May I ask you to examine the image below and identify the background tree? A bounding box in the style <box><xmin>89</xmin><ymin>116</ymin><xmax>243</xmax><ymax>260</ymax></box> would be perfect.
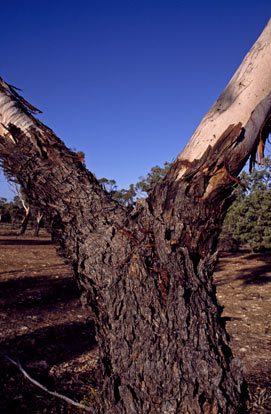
<box><xmin>33</xmin><ymin>209</ymin><xmax>43</xmax><ymax>237</ymax></box>
<box><xmin>0</xmin><ymin>194</ymin><xmax>25</xmax><ymax>225</ymax></box>
<box><xmin>0</xmin><ymin>197</ymin><xmax>12</xmax><ymax>222</ymax></box>
<box><xmin>0</xmin><ymin>21</ymin><xmax>271</xmax><ymax>413</ymax></box>
<box><xmin>9</xmin><ymin>181</ymin><xmax>31</xmax><ymax>234</ymax></box>
<box><xmin>222</xmin><ymin>157</ymin><xmax>271</xmax><ymax>251</ymax></box>
<box><xmin>112</xmin><ymin>183</ymin><xmax>136</xmax><ymax>205</ymax></box>
<box><xmin>98</xmin><ymin>178</ymin><xmax>136</xmax><ymax>205</ymax></box>
<box><xmin>99</xmin><ymin>161</ymin><xmax>172</xmax><ymax>205</ymax></box>
<box><xmin>0</xmin><ymin>157</ymin><xmax>32</xmax><ymax>232</ymax></box>
<box><xmin>0</xmin><ymin>171</ymin><xmax>46</xmax><ymax>234</ymax></box>
<box><xmin>135</xmin><ymin>161</ymin><xmax>172</xmax><ymax>196</ymax></box>
<box><xmin>98</xmin><ymin>177</ymin><xmax>118</xmax><ymax>193</ymax></box>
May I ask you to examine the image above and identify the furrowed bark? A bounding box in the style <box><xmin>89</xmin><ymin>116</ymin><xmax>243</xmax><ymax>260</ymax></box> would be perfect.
<box><xmin>1</xmin><ymin>20</ymin><xmax>271</xmax><ymax>413</ymax></box>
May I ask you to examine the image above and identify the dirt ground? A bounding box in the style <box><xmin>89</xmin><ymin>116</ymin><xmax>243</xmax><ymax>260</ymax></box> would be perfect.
<box><xmin>0</xmin><ymin>225</ymin><xmax>271</xmax><ymax>413</ymax></box>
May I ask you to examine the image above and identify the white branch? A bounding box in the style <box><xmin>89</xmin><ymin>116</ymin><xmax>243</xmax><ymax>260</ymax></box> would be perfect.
<box><xmin>0</xmin><ymin>351</ymin><xmax>95</xmax><ymax>413</ymax></box>
<box><xmin>177</xmin><ymin>19</ymin><xmax>271</xmax><ymax>179</ymax></box>
<box><xmin>9</xmin><ymin>181</ymin><xmax>30</xmax><ymax>213</ymax></box>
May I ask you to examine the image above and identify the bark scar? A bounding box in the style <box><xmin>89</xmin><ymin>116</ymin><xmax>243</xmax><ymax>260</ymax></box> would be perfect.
<box><xmin>149</xmin><ymin>267</ymin><xmax>170</xmax><ymax>296</ymax></box>
<box><xmin>115</xmin><ymin>227</ymin><xmax>155</xmax><ymax>267</ymax></box>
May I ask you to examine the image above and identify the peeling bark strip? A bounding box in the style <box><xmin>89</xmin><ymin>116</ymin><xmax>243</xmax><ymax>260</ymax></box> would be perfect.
<box><xmin>1</xmin><ymin>20</ymin><xmax>271</xmax><ymax>414</ymax></box>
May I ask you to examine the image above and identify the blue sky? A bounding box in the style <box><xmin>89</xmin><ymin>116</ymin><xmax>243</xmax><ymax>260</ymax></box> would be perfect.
<box><xmin>0</xmin><ymin>0</ymin><xmax>270</xmax><ymax>200</ymax></box>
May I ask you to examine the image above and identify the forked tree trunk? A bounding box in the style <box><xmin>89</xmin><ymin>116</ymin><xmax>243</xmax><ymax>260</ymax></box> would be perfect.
<box><xmin>8</xmin><ymin>181</ymin><xmax>31</xmax><ymax>234</ymax></box>
<box><xmin>1</xmin><ymin>20</ymin><xmax>271</xmax><ymax>414</ymax></box>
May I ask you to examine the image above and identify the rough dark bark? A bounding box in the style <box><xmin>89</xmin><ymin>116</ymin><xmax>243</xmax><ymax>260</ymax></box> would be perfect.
<box><xmin>0</xmin><ymin>118</ymin><xmax>250</xmax><ymax>414</ymax></box>
<box><xmin>1</xmin><ymin>21</ymin><xmax>271</xmax><ymax>413</ymax></box>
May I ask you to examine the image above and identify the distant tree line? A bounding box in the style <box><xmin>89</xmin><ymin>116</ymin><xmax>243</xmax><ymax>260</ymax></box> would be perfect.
<box><xmin>0</xmin><ymin>196</ymin><xmax>23</xmax><ymax>223</ymax></box>
<box><xmin>0</xmin><ymin>195</ymin><xmax>46</xmax><ymax>235</ymax></box>
<box><xmin>2</xmin><ymin>155</ymin><xmax>270</xmax><ymax>250</ymax></box>
<box><xmin>98</xmin><ymin>161</ymin><xmax>172</xmax><ymax>205</ymax></box>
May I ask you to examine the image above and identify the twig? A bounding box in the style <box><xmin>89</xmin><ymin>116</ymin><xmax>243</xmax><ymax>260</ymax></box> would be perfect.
<box><xmin>0</xmin><ymin>351</ymin><xmax>95</xmax><ymax>412</ymax></box>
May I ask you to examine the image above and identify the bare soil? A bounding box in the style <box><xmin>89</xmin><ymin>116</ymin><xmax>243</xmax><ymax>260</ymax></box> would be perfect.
<box><xmin>0</xmin><ymin>224</ymin><xmax>270</xmax><ymax>413</ymax></box>
<box><xmin>0</xmin><ymin>226</ymin><xmax>98</xmax><ymax>414</ymax></box>
<box><xmin>215</xmin><ymin>250</ymin><xmax>271</xmax><ymax>412</ymax></box>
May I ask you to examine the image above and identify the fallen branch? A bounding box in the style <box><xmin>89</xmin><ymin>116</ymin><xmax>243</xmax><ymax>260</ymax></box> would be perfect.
<box><xmin>0</xmin><ymin>351</ymin><xmax>95</xmax><ymax>412</ymax></box>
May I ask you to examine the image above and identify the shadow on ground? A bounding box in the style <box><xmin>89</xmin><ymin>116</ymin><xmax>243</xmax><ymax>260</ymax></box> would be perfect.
<box><xmin>0</xmin><ymin>237</ymin><xmax>52</xmax><ymax>246</ymax></box>
<box><xmin>0</xmin><ymin>275</ymin><xmax>82</xmax><ymax>312</ymax></box>
<box><xmin>0</xmin><ymin>228</ymin><xmax>98</xmax><ymax>413</ymax></box>
<box><xmin>215</xmin><ymin>249</ymin><xmax>271</xmax><ymax>286</ymax></box>
<box><xmin>0</xmin><ymin>319</ymin><xmax>96</xmax><ymax>366</ymax></box>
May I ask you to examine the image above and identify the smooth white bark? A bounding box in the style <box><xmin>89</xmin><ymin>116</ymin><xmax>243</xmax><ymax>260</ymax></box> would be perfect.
<box><xmin>177</xmin><ymin>19</ymin><xmax>271</xmax><ymax>179</ymax></box>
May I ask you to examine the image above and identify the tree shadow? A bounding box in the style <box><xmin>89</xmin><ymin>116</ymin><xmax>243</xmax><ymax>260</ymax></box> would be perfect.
<box><xmin>0</xmin><ymin>272</ymin><xmax>97</xmax><ymax>368</ymax></box>
<box><xmin>0</xmin><ymin>319</ymin><xmax>96</xmax><ymax>367</ymax></box>
<box><xmin>0</xmin><ymin>238</ymin><xmax>52</xmax><ymax>246</ymax></box>
<box><xmin>0</xmin><ymin>275</ymin><xmax>82</xmax><ymax>312</ymax></box>
<box><xmin>218</xmin><ymin>249</ymin><xmax>251</xmax><ymax>259</ymax></box>
<box><xmin>0</xmin><ymin>228</ymin><xmax>98</xmax><ymax>412</ymax></box>
<box><xmin>215</xmin><ymin>250</ymin><xmax>271</xmax><ymax>286</ymax></box>
<box><xmin>0</xmin><ymin>319</ymin><xmax>98</xmax><ymax>414</ymax></box>
<box><xmin>235</xmin><ymin>265</ymin><xmax>271</xmax><ymax>285</ymax></box>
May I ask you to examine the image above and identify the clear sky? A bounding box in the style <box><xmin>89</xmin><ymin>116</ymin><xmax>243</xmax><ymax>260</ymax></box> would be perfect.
<box><xmin>0</xmin><ymin>0</ymin><xmax>270</xmax><ymax>200</ymax></box>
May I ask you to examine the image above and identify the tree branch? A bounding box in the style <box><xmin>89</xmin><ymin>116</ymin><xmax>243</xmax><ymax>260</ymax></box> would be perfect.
<box><xmin>0</xmin><ymin>351</ymin><xmax>95</xmax><ymax>413</ymax></box>
<box><xmin>170</xmin><ymin>19</ymin><xmax>271</xmax><ymax>185</ymax></box>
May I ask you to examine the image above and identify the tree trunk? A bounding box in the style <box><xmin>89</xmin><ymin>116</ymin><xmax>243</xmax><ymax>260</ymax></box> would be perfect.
<box><xmin>1</xmin><ymin>20</ymin><xmax>271</xmax><ymax>413</ymax></box>
<box><xmin>19</xmin><ymin>206</ymin><xmax>30</xmax><ymax>235</ymax></box>
<box><xmin>33</xmin><ymin>211</ymin><xmax>43</xmax><ymax>237</ymax></box>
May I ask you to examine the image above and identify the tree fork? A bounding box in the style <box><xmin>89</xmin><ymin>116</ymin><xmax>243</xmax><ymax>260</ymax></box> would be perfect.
<box><xmin>1</xmin><ymin>20</ymin><xmax>271</xmax><ymax>413</ymax></box>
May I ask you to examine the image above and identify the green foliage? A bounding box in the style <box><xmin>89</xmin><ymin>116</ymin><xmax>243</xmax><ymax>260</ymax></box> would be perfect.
<box><xmin>135</xmin><ymin>161</ymin><xmax>172</xmax><ymax>196</ymax></box>
<box><xmin>112</xmin><ymin>184</ymin><xmax>137</xmax><ymax>205</ymax></box>
<box><xmin>98</xmin><ymin>177</ymin><xmax>117</xmax><ymax>193</ymax></box>
<box><xmin>0</xmin><ymin>197</ymin><xmax>9</xmax><ymax>221</ymax></box>
<box><xmin>99</xmin><ymin>161</ymin><xmax>172</xmax><ymax>205</ymax></box>
<box><xmin>222</xmin><ymin>157</ymin><xmax>271</xmax><ymax>251</ymax></box>
<box><xmin>0</xmin><ymin>196</ymin><xmax>24</xmax><ymax>223</ymax></box>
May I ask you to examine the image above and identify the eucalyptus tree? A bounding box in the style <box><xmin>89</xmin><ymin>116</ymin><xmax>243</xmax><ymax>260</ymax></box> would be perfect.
<box><xmin>223</xmin><ymin>157</ymin><xmax>271</xmax><ymax>251</ymax></box>
<box><xmin>135</xmin><ymin>161</ymin><xmax>172</xmax><ymax>196</ymax></box>
<box><xmin>0</xmin><ymin>20</ymin><xmax>271</xmax><ymax>413</ymax></box>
